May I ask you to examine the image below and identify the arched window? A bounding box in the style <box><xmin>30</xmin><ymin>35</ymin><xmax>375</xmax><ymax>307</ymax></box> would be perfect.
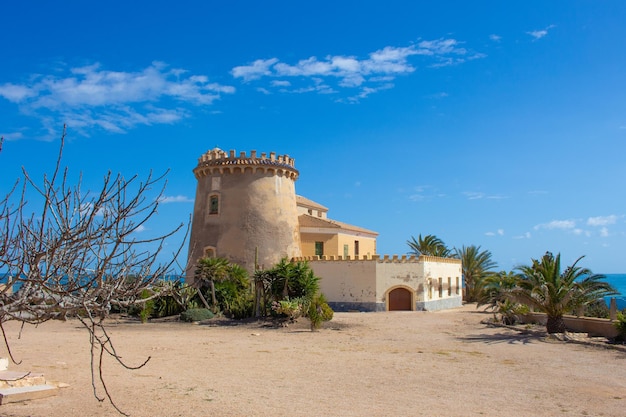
<box><xmin>204</xmin><ymin>246</ymin><xmax>216</xmax><ymax>258</ymax></box>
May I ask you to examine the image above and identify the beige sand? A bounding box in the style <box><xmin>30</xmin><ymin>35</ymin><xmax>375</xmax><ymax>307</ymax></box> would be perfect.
<box><xmin>1</xmin><ymin>304</ymin><xmax>624</xmax><ymax>417</ymax></box>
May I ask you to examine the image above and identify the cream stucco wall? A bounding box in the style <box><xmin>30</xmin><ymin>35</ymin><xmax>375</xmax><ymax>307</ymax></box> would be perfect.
<box><xmin>308</xmin><ymin>260</ymin><xmax>378</xmax><ymax>305</ymax></box>
<box><xmin>301</xmin><ymin>255</ymin><xmax>462</xmax><ymax>311</ymax></box>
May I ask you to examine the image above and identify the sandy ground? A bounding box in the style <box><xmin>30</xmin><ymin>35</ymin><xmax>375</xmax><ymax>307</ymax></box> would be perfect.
<box><xmin>0</xmin><ymin>304</ymin><xmax>624</xmax><ymax>417</ymax></box>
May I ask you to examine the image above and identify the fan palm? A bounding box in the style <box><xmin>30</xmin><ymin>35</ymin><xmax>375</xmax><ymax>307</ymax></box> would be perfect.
<box><xmin>512</xmin><ymin>252</ymin><xmax>617</xmax><ymax>333</ymax></box>
<box><xmin>407</xmin><ymin>234</ymin><xmax>451</xmax><ymax>257</ymax></box>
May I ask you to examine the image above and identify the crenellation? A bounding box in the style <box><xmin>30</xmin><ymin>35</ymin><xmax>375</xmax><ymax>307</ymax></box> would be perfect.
<box><xmin>291</xmin><ymin>254</ymin><xmax>431</xmax><ymax>264</ymax></box>
<box><xmin>193</xmin><ymin>148</ymin><xmax>299</xmax><ymax>179</ymax></box>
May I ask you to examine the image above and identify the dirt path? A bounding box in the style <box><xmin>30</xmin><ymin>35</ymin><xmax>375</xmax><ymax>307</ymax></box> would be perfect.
<box><xmin>1</xmin><ymin>305</ymin><xmax>624</xmax><ymax>416</ymax></box>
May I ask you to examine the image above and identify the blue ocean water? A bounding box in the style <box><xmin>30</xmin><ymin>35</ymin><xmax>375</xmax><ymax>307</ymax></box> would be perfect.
<box><xmin>603</xmin><ymin>274</ymin><xmax>626</xmax><ymax>310</ymax></box>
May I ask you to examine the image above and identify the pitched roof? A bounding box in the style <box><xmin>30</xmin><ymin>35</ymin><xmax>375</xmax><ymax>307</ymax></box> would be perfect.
<box><xmin>298</xmin><ymin>214</ymin><xmax>378</xmax><ymax>236</ymax></box>
<box><xmin>296</xmin><ymin>195</ymin><xmax>328</xmax><ymax>212</ymax></box>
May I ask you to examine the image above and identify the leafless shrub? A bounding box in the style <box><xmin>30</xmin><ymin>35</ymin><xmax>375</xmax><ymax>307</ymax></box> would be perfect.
<box><xmin>0</xmin><ymin>126</ymin><xmax>189</xmax><ymax>414</ymax></box>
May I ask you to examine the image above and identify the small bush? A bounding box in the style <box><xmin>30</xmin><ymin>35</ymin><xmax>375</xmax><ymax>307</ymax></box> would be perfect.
<box><xmin>307</xmin><ymin>294</ymin><xmax>334</xmax><ymax>330</ymax></box>
<box><xmin>138</xmin><ymin>289</ymin><xmax>155</xmax><ymax>323</ymax></box>
<box><xmin>582</xmin><ymin>299</ymin><xmax>610</xmax><ymax>318</ymax></box>
<box><xmin>180</xmin><ymin>308</ymin><xmax>214</xmax><ymax>322</ymax></box>
<box><xmin>614</xmin><ymin>312</ymin><xmax>626</xmax><ymax>342</ymax></box>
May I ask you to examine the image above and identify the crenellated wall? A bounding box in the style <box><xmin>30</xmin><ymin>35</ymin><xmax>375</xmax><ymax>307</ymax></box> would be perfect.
<box><xmin>194</xmin><ymin>149</ymin><xmax>299</xmax><ymax>180</ymax></box>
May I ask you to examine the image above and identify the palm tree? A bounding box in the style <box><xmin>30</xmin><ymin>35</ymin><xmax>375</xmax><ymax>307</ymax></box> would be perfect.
<box><xmin>511</xmin><ymin>252</ymin><xmax>617</xmax><ymax>333</ymax></box>
<box><xmin>407</xmin><ymin>234</ymin><xmax>451</xmax><ymax>257</ymax></box>
<box><xmin>194</xmin><ymin>257</ymin><xmax>230</xmax><ymax>310</ymax></box>
<box><xmin>478</xmin><ymin>270</ymin><xmax>523</xmax><ymax>324</ymax></box>
<box><xmin>453</xmin><ymin>245</ymin><xmax>497</xmax><ymax>302</ymax></box>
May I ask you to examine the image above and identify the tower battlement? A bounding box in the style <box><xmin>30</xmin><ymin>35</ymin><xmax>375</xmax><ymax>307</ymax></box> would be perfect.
<box><xmin>194</xmin><ymin>148</ymin><xmax>298</xmax><ymax>179</ymax></box>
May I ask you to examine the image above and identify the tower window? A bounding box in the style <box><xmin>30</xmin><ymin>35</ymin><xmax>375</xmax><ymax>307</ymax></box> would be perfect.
<box><xmin>354</xmin><ymin>240</ymin><xmax>359</xmax><ymax>257</ymax></box>
<box><xmin>209</xmin><ymin>195</ymin><xmax>219</xmax><ymax>215</ymax></box>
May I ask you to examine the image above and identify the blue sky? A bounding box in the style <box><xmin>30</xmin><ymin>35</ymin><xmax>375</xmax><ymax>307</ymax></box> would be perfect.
<box><xmin>1</xmin><ymin>1</ymin><xmax>625</xmax><ymax>273</ymax></box>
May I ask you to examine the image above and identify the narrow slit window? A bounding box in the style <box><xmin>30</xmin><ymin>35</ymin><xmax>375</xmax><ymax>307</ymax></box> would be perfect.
<box><xmin>209</xmin><ymin>195</ymin><xmax>219</xmax><ymax>215</ymax></box>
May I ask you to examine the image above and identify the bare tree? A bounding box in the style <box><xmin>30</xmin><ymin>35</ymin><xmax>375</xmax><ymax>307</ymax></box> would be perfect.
<box><xmin>0</xmin><ymin>126</ymin><xmax>188</xmax><ymax>414</ymax></box>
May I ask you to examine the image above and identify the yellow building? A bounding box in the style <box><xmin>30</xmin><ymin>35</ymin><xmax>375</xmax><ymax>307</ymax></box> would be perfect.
<box><xmin>296</xmin><ymin>195</ymin><xmax>378</xmax><ymax>259</ymax></box>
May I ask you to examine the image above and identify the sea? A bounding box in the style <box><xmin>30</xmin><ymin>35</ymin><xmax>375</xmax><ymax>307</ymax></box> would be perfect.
<box><xmin>604</xmin><ymin>273</ymin><xmax>626</xmax><ymax>311</ymax></box>
<box><xmin>0</xmin><ymin>272</ymin><xmax>625</xmax><ymax>309</ymax></box>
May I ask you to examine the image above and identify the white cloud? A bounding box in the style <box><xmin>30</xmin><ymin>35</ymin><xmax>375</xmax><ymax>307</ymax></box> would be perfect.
<box><xmin>231</xmin><ymin>58</ymin><xmax>279</xmax><ymax>82</ymax></box>
<box><xmin>527</xmin><ymin>25</ymin><xmax>556</xmax><ymax>40</ymax></box>
<box><xmin>489</xmin><ymin>34</ymin><xmax>502</xmax><ymax>42</ymax></box>
<box><xmin>0</xmin><ymin>83</ymin><xmax>38</xmax><ymax>102</ymax></box>
<box><xmin>485</xmin><ymin>229</ymin><xmax>505</xmax><ymax>237</ymax></box>
<box><xmin>231</xmin><ymin>38</ymin><xmax>483</xmax><ymax>100</ymax></box>
<box><xmin>534</xmin><ymin>219</ymin><xmax>576</xmax><ymax>230</ymax></box>
<box><xmin>159</xmin><ymin>195</ymin><xmax>193</xmax><ymax>204</ymax></box>
<box><xmin>513</xmin><ymin>232</ymin><xmax>532</xmax><ymax>239</ymax></box>
<box><xmin>600</xmin><ymin>227</ymin><xmax>609</xmax><ymax>237</ymax></box>
<box><xmin>427</xmin><ymin>92</ymin><xmax>449</xmax><ymax>99</ymax></box>
<box><xmin>463</xmin><ymin>191</ymin><xmax>485</xmax><ymax>200</ymax></box>
<box><xmin>1</xmin><ymin>62</ymin><xmax>235</xmax><ymax>137</ymax></box>
<box><xmin>0</xmin><ymin>131</ymin><xmax>24</xmax><ymax>141</ymax></box>
<box><xmin>587</xmin><ymin>215</ymin><xmax>618</xmax><ymax>226</ymax></box>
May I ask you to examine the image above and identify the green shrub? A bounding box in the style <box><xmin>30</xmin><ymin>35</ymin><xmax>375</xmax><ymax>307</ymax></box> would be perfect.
<box><xmin>180</xmin><ymin>308</ymin><xmax>214</xmax><ymax>322</ymax></box>
<box><xmin>153</xmin><ymin>294</ymin><xmax>185</xmax><ymax>318</ymax></box>
<box><xmin>614</xmin><ymin>312</ymin><xmax>626</xmax><ymax>341</ymax></box>
<box><xmin>582</xmin><ymin>299</ymin><xmax>610</xmax><ymax>318</ymax></box>
<box><xmin>138</xmin><ymin>289</ymin><xmax>155</xmax><ymax>323</ymax></box>
<box><xmin>307</xmin><ymin>294</ymin><xmax>334</xmax><ymax>330</ymax></box>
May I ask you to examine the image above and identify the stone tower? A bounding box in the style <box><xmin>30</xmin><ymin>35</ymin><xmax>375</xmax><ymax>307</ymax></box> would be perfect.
<box><xmin>187</xmin><ymin>148</ymin><xmax>302</xmax><ymax>279</ymax></box>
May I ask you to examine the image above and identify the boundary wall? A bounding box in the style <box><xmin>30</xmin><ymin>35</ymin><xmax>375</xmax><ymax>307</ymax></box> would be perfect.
<box><xmin>522</xmin><ymin>313</ymin><xmax>620</xmax><ymax>338</ymax></box>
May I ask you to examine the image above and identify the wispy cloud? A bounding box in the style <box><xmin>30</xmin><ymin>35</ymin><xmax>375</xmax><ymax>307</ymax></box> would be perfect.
<box><xmin>513</xmin><ymin>232</ymin><xmax>532</xmax><ymax>239</ymax></box>
<box><xmin>462</xmin><ymin>191</ymin><xmax>507</xmax><ymax>200</ymax></box>
<box><xmin>489</xmin><ymin>34</ymin><xmax>502</xmax><ymax>42</ymax></box>
<box><xmin>408</xmin><ymin>185</ymin><xmax>444</xmax><ymax>201</ymax></box>
<box><xmin>159</xmin><ymin>195</ymin><xmax>194</xmax><ymax>204</ymax></box>
<box><xmin>463</xmin><ymin>191</ymin><xmax>485</xmax><ymax>200</ymax></box>
<box><xmin>485</xmin><ymin>229</ymin><xmax>504</xmax><ymax>237</ymax></box>
<box><xmin>527</xmin><ymin>24</ymin><xmax>556</xmax><ymax>40</ymax></box>
<box><xmin>587</xmin><ymin>215</ymin><xmax>618</xmax><ymax>226</ymax></box>
<box><xmin>231</xmin><ymin>38</ymin><xmax>484</xmax><ymax>101</ymax></box>
<box><xmin>427</xmin><ymin>92</ymin><xmax>449</xmax><ymax>99</ymax></box>
<box><xmin>0</xmin><ymin>61</ymin><xmax>235</xmax><ymax>138</ymax></box>
<box><xmin>534</xmin><ymin>219</ymin><xmax>576</xmax><ymax>230</ymax></box>
<box><xmin>0</xmin><ymin>131</ymin><xmax>24</xmax><ymax>141</ymax></box>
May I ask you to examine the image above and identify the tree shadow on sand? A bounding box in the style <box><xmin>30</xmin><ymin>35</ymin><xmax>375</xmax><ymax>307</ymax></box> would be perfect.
<box><xmin>458</xmin><ymin>328</ymin><xmax>546</xmax><ymax>345</ymax></box>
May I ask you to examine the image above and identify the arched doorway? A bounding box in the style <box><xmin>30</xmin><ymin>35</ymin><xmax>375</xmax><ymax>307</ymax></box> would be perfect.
<box><xmin>388</xmin><ymin>287</ymin><xmax>412</xmax><ymax>311</ymax></box>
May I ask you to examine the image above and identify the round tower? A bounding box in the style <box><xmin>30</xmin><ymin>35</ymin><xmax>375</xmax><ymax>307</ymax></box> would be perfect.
<box><xmin>187</xmin><ymin>148</ymin><xmax>302</xmax><ymax>279</ymax></box>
